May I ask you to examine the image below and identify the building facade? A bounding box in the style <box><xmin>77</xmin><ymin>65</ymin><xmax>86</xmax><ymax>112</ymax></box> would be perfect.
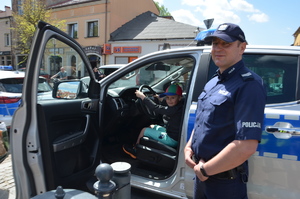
<box><xmin>293</xmin><ymin>27</ymin><xmax>300</xmax><ymax>46</ymax></box>
<box><xmin>107</xmin><ymin>11</ymin><xmax>201</xmax><ymax>64</ymax></box>
<box><xmin>47</xmin><ymin>0</ymin><xmax>159</xmax><ymax>77</ymax></box>
<box><xmin>0</xmin><ymin>6</ymin><xmax>12</xmax><ymax>67</ymax></box>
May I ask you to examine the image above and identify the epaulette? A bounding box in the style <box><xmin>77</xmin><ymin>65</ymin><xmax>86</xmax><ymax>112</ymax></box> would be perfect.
<box><xmin>240</xmin><ymin>71</ymin><xmax>254</xmax><ymax>81</ymax></box>
<box><xmin>211</xmin><ymin>69</ymin><xmax>220</xmax><ymax>79</ymax></box>
<box><xmin>211</xmin><ymin>73</ymin><xmax>218</xmax><ymax>78</ymax></box>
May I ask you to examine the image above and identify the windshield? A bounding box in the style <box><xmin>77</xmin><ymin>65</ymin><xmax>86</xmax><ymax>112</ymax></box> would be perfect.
<box><xmin>109</xmin><ymin>57</ymin><xmax>193</xmax><ymax>89</ymax></box>
<box><xmin>38</xmin><ymin>78</ymin><xmax>53</xmax><ymax>92</ymax></box>
<box><xmin>0</xmin><ymin>78</ymin><xmax>24</xmax><ymax>93</ymax></box>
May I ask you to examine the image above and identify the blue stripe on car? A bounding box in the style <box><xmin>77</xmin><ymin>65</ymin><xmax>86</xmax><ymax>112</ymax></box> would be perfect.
<box><xmin>188</xmin><ymin>103</ymin><xmax>300</xmax><ymax>161</ymax></box>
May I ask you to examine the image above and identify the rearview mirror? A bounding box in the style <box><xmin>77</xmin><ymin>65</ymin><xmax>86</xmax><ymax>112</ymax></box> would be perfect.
<box><xmin>146</xmin><ymin>62</ymin><xmax>170</xmax><ymax>71</ymax></box>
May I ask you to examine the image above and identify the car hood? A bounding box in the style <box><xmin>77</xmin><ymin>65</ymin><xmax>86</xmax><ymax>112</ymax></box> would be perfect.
<box><xmin>37</xmin><ymin>91</ymin><xmax>53</xmax><ymax>100</ymax></box>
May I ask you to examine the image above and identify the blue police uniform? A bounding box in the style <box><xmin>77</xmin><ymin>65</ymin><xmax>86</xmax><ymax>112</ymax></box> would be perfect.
<box><xmin>191</xmin><ymin>60</ymin><xmax>266</xmax><ymax>198</ymax></box>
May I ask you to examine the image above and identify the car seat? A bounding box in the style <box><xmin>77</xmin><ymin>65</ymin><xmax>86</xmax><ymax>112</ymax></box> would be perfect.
<box><xmin>135</xmin><ymin>136</ymin><xmax>177</xmax><ymax>171</ymax></box>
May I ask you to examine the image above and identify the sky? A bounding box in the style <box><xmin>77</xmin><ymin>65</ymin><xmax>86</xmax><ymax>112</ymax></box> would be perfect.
<box><xmin>155</xmin><ymin>0</ymin><xmax>299</xmax><ymax>46</ymax></box>
<box><xmin>0</xmin><ymin>0</ymin><xmax>11</xmax><ymax>11</ymax></box>
<box><xmin>0</xmin><ymin>0</ymin><xmax>298</xmax><ymax>46</ymax></box>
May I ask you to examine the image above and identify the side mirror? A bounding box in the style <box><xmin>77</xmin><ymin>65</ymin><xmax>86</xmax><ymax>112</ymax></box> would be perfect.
<box><xmin>52</xmin><ymin>80</ymin><xmax>88</xmax><ymax>99</ymax></box>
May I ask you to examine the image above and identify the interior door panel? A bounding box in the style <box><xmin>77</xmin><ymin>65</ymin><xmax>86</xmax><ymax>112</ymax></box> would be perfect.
<box><xmin>37</xmin><ymin>99</ymin><xmax>100</xmax><ymax>190</ymax></box>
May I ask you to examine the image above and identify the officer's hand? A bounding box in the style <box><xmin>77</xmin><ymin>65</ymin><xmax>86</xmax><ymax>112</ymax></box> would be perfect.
<box><xmin>194</xmin><ymin>160</ymin><xmax>209</xmax><ymax>182</ymax></box>
<box><xmin>184</xmin><ymin>147</ymin><xmax>196</xmax><ymax>169</ymax></box>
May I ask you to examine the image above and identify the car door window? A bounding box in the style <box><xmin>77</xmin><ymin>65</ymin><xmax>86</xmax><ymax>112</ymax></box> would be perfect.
<box><xmin>46</xmin><ymin>38</ymin><xmax>87</xmax><ymax>82</ymax></box>
<box><xmin>208</xmin><ymin>54</ymin><xmax>298</xmax><ymax>104</ymax></box>
<box><xmin>244</xmin><ymin>54</ymin><xmax>297</xmax><ymax>104</ymax></box>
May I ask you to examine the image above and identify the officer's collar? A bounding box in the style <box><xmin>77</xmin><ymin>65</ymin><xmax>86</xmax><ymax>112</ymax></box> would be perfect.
<box><xmin>216</xmin><ymin>60</ymin><xmax>244</xmax><ymax>81</ymax></box>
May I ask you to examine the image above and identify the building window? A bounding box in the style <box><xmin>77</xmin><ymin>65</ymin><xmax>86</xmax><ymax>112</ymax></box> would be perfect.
<box><xmin>87</xmin><ymin>21</ymin><xmax>98</xmax><ymax>37</ymax></box>
<box><xmin>6</xmin><ymin>56</ymin><xmax>11</xmax><ymax>65</ymax></box>
<box><xmin>4</xmin><ymin>33</ymin><xmax>11</xmax><ymax>46</ymax></box>
<box><xmin>18</xmin><ymin>0</ymin><xmax>23</xmax><ymax>15</ymax></box>
<box><xmin>68</xmin><ymin>23</ymin><xmax>78</xmax><ymax>39</ymax></box>
<box><xmin>1</xmin><ymin>56</ymin><xmax>4</xmax><ymax>65</ymax></box>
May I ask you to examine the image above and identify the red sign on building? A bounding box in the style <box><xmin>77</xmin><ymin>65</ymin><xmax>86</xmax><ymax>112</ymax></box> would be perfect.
<box><xmin>103</xmin><ymin>43</ymin><xmax>112</xmax><ymax>55</ymax></box>
<box><xmin>113</xmin><ymin>47</ymin><xmax>122</xmax><ymax>53</ymax></box>
<box><xmin>113</xmin><ymin>46</ymin><xmax>141</xmax><ymax>54</ymax></box>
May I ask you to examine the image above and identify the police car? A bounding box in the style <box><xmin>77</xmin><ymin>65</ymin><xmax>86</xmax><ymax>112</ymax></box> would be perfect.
<box><xmin>0</xmin><ymin>71</ymin><xmax>53</xmax><ymax>130</ymax></box>
<box><xmin>11</xmin><ymin>21</ymin><xmax>300</xmax><ymax>198</ymax></box>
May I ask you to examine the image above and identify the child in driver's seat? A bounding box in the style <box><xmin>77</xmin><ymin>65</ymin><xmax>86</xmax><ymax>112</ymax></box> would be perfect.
<box><xmin>122</xmin><ymin>84</ymin><xmax>184</xmax><ymax>159</ymax></box>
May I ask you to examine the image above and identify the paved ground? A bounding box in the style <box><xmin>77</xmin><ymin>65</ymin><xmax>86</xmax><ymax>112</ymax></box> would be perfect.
<box><xmin>0</xmin><ymin>155</ymin><xmax>174</xmax><ymax>199</ymax></box>
<box><xmin>0</xmin><ymin>154</ymin><xmax>15</xmax><ymax>199</ymax></box>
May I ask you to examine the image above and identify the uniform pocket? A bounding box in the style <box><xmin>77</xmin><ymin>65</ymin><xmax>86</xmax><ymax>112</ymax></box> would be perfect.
<box><xmin>209</xmin><ymin>94</ymin><xmax>232</xmax><ymax>124</ymax></box>
<box><xmin>210</xmin><ymin>94</ymin><xmax>228</xmax><ymax>106</ymax></box>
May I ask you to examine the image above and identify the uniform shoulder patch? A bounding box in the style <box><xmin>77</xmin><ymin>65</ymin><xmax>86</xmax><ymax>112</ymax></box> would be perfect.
<box><xmin>240</xmin><ymin>71</ymin><xmax>254</xmax><ymax>81</ymax></box>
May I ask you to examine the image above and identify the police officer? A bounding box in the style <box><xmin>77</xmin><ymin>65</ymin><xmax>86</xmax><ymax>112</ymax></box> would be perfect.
<box><xmin>184</xmin><ymin>23</ymin><xmax>266</xmax><ymax>198</ymax></box>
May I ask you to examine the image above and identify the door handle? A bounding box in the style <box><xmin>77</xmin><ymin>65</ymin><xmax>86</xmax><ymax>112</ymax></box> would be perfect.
<box><xmin>265</xmin><ymin>122</ymin><xmax>300</xmax><ymax>139</ymax></box>
<box><xmin>266</xmin><ymin>126</ymin><xmax>300</xmax><ymax>134</ymax></box>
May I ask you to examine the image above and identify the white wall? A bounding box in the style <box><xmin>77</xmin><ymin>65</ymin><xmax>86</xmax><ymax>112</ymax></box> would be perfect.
<box><xmin>106</xmin><ymin>39</ymin><xmax>197</xmax><ymax>65</ymax></box>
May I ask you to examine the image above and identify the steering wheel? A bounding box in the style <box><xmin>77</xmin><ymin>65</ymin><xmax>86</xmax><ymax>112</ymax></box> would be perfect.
<box><xmin>136</xmin><ymin>85</ymin><xmax>159</xmax><ymax>119</ymax></box>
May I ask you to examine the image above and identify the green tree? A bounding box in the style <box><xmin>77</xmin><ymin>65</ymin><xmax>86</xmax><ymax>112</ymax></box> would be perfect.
<box><xmin>12</xmin><ymin>0</ymin><xmax>66</xmax><ymax>64</ymax></box>
<box><xmin>154</xmin><ymin>1</ymin><xmax>171</xmax><ymax>16</ymax></box>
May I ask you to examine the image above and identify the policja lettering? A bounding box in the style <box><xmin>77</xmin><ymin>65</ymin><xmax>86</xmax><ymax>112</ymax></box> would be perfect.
<box><xmin>242</xmin><ymin>122</ymin><xmax>261</xmax><ymax>128</ymax></box>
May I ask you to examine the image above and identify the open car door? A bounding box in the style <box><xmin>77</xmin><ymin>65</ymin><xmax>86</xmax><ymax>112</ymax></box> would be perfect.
<box><xmin>11</xmin><ymin>21</ymin><xmax>101</xmax><ymax>198</ymax></box>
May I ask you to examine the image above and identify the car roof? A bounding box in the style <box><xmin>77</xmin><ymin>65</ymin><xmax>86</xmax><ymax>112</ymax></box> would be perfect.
<box><xmin>99</xmin><ymin>64</ymin><xmax>126</xmax><ymax>69</ymax></box>
<box><xmin>0</xmin><ymin>71</ymin><xmax>48</xmax><ymax>80</ymax></box>
<box><xmin>0</xmin><ymin>71</ymin><xmax>25</xmax><ymax>79</ymax></box>
<box><xmin>130</xmin><ymin>45</ymin><xmax>300</xmax><ymax>62</ymax></box>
